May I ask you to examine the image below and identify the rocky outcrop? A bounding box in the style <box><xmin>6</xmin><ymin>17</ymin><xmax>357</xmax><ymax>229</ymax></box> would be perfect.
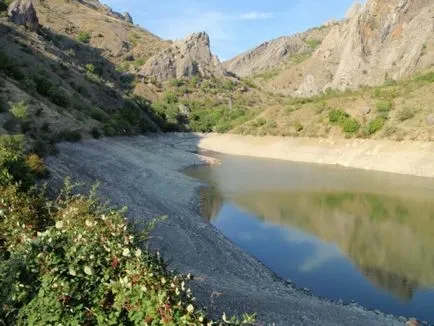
<box><xmin>295</xmin><ymin>74</ymin><xmax>319</xmax><ymax>97</ymax></box>
<box><xmin>123</xmin><ymin>12</ymin><xmax>133</xmax><ymax>24</ymax></box>
<box><xmin>140</xmin><ymin>32</ymin><xmax>227</xmax><ymax>81</ymax></box>
<box><xmin>319</xmin><ymin>0</ymin><xmax>434</xmax><ymax>91</ymax></box>
<box><xmin>8</xmin><ymin>0</ymin><xmax>40</xmax><ymax>32</ymax></box>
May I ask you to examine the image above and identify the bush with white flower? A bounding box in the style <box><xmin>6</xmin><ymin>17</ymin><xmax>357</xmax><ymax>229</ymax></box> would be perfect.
<box><xmin>0</xmin><ymin>135</ymin><xmax>255</xmax><ymax>325</ymax></box>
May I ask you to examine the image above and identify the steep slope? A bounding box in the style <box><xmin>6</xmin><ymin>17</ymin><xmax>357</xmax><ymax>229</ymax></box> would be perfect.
<box><xmin>33</xmin><ymin>0</ymin><xmax>170</xmax><ymax>65</ymax></box>
<box><xmin>225</xmin><ymin>0</ymin><xmax>434</xmax><ymax>96</ymax></box>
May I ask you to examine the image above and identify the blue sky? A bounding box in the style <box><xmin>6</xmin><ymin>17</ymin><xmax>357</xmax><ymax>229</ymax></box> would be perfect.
<box><xmin>101</xmin><ymin>0</ymin><xmax>359</xmax><ymax>61</ymax></box>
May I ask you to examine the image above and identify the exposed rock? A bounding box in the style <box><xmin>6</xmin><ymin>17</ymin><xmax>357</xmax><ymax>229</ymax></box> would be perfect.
<box><xmin>224</xmin><ymin>0</ymin><xmax>434</xmax><ymax>95</ymax></box>
<box><xmin>295</xmin><ymin>75</ymin><xmax>319</xmax><ymax>97</ymax></box>
<box><xmin>123</xmin><ymin>12</ymin><xmax>133</xmax><ymax>24</ymax></box>
<box><xmin>426</xmin><ymin>114</ymin><xmax>434</xmax><ymax>126</ymax></box>
<box><xmin>346</xmin><ymin>2</ymin><xmax>363</xmax><ymax>19</ymax></box>
<box><xmin>362</xmin><ymin>107</ymin><xmax>371</xmax><ymax>115</ymax></box>
<box><xmin>140</xmin><ymin>32</ymin><xmax>227</xmax><ymax>81</ymax></box>
<box><xmin>8</xmin><ymin>0</ymin><xmax>40</xmax><ymax>32</ymax></box>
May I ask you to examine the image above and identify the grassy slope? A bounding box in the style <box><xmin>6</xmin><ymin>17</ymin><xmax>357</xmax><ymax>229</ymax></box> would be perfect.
<box><xmin>233</xmin><ymin>71</ymin><xmax>434</xmax><ymax>141</ymax></box>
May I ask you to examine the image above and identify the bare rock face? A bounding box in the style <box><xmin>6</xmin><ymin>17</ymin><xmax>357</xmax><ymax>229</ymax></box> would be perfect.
<box><xmin>319</xmin><ymin>0</ymin><xmax>434</xmax><ymax>91</ymax></box>
<box><xmin>296</xmin><ymin>75</ymin><xmax>319</xmax><ymax>97</ymax></box>
<box><xmin>140</xmin><ymin>32</ymin><xmax>227</xmax><ymax>81</ymax></box>
<box><xmin>224</xmin><ymin>0</ymin><xmax>433</xmax><ymax>96</ymax></box>
<box><xmin>123</xmin><ymin>12</ymin><xmax>133</xmax><ymax>24</ymax></box>
<box><xmin>8</xmin><ymin>0</ymin><xmax>40</xmax><ymax>32</ymax></box>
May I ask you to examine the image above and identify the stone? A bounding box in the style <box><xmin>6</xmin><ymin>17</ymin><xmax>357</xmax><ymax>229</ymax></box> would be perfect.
<box><xmin>426</xmin><ymin>114</ymin><xmax>434</xmax><ymax>126</ymax></box>
<box><xmin>8</xmin><ymin>0</ymin><xmax>40</xmax><ymax>32</ymax></box>
<box><xmin>123</xmin><ymin>12</ymin><xmax>133</xmax><ymax>24</ymax></box>
<box><xmin>362</xmin><ymin>107</ymin><xmax>371</xmax><ymax>114</ymax></box>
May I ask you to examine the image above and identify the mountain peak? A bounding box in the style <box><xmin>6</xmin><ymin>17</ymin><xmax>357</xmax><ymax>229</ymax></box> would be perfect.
<box><xmin>139</xmin><ymin>31</ymin><xmax>226</xmax><ymax>81</ymax></box>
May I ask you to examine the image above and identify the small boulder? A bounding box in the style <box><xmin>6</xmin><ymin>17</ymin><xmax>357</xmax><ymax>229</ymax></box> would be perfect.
<box><xmin>362</xmin><ymin>107</ymin><xmax>371</xmax><ymax>115</ymax></box>
<box><xmin>426</xmin><ymin>114</ymin><xmax>434</xmax><ymax>126</ymax></box>
<box><xmin>8</xmin><ymin>0</ymin><xmax>40</xmax><ymax>32</ymax></box>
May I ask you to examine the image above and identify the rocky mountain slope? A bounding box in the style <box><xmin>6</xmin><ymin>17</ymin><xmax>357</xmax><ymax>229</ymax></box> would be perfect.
<box><xmin>225</xmin><ymin>0</ymin><xmax>434</xmax><ymax>97</ymax></box>
<box><xmin>0</xmin><ymin>0</ymin><xmax>269</xmax><ymax>153</ymax></box>
<box><xmin>140</xmin><ymin>32</ymin><xmax>228</xmax><ymax>81</ymax></box>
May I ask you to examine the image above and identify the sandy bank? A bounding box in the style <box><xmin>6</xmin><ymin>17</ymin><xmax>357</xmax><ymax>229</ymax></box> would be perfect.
<box><xmin>46</xmin><ymin>136</ymin><xmax>403</xmax><ymax>326</ymax></box>
<box><xmin>194</xmin><ymin>133</ymin><xmax>434</xmax><ymax>178</ymax></box>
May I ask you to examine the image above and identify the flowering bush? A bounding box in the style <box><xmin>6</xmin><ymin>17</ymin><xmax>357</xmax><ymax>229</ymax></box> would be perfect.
<box><xmin>0</xmin><ymin>136</ymin><xmax>255</xmax><ymax>325</ymax></box>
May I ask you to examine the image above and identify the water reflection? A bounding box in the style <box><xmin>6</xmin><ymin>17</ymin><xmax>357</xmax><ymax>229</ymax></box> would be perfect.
<box><xmin>184</xmin><ymin>154</ymin><xmax>434</xmax><ymax>321</ymax></box>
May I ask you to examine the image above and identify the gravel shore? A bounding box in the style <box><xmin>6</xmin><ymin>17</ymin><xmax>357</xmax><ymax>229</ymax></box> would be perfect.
<box><xmin>46</xmin><ymin>134</ymin><xmax>405</xmax><ymax>325</ymax></box>
<box><xmin>195</xmin><ymin>133</ymin><xmax>434</xmax><ymax>178</ymax></box>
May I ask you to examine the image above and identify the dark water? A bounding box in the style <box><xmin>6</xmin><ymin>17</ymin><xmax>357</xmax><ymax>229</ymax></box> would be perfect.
<box><xmin>184</xmin><ymin>153</ymin><xmax>434</xmax><ymax>323</ymax></box>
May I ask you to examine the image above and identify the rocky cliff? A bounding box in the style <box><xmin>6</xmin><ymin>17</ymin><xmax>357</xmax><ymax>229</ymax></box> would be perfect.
<box><xmin>224</xmin><ymin>0</ymin><xmax>434</xmax><ymax>96</ymax></box>
<box><xmin>139</xmin><ymin>32</ymin><xmax>228</xmax><ymax>81</ymax></box>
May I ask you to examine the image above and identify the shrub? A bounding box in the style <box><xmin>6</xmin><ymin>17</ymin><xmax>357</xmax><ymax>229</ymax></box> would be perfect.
<box><xmin>328</xmin><ymin>109</ymin><xmax>349</xmax><ymax>124</ymax></box>
<box><xmin>0</xmin><ymin>137</ymin><xmax>256</xmax><ymax>325</ymax></box>
<box><xmin>56</xmin><ymin>130</ymin><xmax>82</xmax><ymax>142</ymax></box>
<box><xmin>33</xmin><ymin>74</ymin><xmax>54</xmax><ymax>97</ymax></box>
<box><xmin>342</xmin><ymin>118</ymin><xmax>360</xmax><ymax>134</ymax></box>
<box><xmin>90</xmin><ymin>107</ymin><xmax>109</xmax><ymax>122</ymax></box>
<box><xmin>252</xmin><ymin>118</ymin><xmax>267</xmax><ymax>128</ymax></box>
<box><xmin>0</xmin><ymin>51</ymin><xmax>24</xmax><ymax>80</ymax></box>
<box><xmin>367</xmin><ymin>116</ymin><xmax>386</xmax><ymax>135</ymax></box>
<box><xmin>48</xmin><ymin>87</ymin><xmax>70</xmax><ymax>108</ymax></box>
<box><xmin>414</xmin><ymin>71</ymin><xmax>434</xmax><ymax>83</ymax></box>
<box><xmin>9</xmin><ymin>101</ymin><xmax>29</xmax><ymax>120</ymax></box>
<box><xmin>76</xmin><ymin>31</ymin><xmax>91</xmax><ymax>43</ymax></box>
<box><xmin>85</xmin><ymin>63</ymin><xmax>95</xmax><ymax>73</ymax></box>
<box><xmin>293</xmin><ymin>121</ymin><xmax>304</xmax><ymax>132</ymax></box>
<box><xmin>91</xmin><ymin>127</ymin><xmax>101</xmax><ymax>139</ymax></box>
<box><xmin>25</xmin><ymin>153</ymin><xmax>48</xmax><ymax>177</ymax></box>
<box><xmin>0</xmin><ymin>135</ymin><xmax>37</xmax><ymax>189</ymax></box>
<box><xmin>376</xmin><ymin>100</ymin><xmax>392</xmax><ymax>114</ymax></box>
<box><xmin>397</xmin><ymin>107</ymin><xmax>415</xmax><ymax>121</ymax></box>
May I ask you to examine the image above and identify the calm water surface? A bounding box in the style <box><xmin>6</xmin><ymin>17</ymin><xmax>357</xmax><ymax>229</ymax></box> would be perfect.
<box><xmin>184</xmin><ymin>153</ymin><xmax>434</xmax><ymax>323</ymax></box>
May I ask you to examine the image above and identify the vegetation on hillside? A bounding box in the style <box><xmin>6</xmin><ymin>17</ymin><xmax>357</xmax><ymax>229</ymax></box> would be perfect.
<box><xmin>0</xmin><ymin>135</ymin><xmax>255</xmax><ymax>325</ymax></box>
<box><xmin>233</xmin><ymin>71</ymin><xmax>434</xmax><ymax>140</ymax></box>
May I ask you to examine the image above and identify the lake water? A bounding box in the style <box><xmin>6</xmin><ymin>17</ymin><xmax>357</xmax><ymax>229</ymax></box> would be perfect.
<box><xmin>184</xmin><ymin>153</ymin><xmax>434</xmax><ymax>323</ymax></box>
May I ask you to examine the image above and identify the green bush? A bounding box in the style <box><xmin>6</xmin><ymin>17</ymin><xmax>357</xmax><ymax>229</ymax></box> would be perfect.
<box><xmin>0</xmin><ymin>51</ymin><xmax>24</xmax><ymax>80</ymax></box>
<box><xmin>76</xmin><ymin>31</ymin><xmax>91</xmax><ymax>43</ymax></box>
<box><xmin>0</xmin><ymin>137</ymin><xmax>256</xmax><ymax>326</ymax></box>
<box><xmin>48</xmin><ymin>87</ymin><xmax>70</xmax><ymax>108</ymax></box>
<box><xmin>252</xmin><ymin>118</ymin><xmax>267</xmax><ymax>128</ymax></box>
<box><xmin>0</xmin><ymin>135</ymin><xmax>44</xmax><ymax>189</ymax></box>
<box><xmin>376</xmin><ymin>100</ymin><xmax>392</xmax><ymax>114</ymax></box>
<box><xmin>342</xmin><ymin>118</ymin><xmax>360</xmax><ymax>134</ymax></box>
<box><xmin>328</xmin><ymin>109</ymin><xmax>349</xmax><ymax>124</ymax></box>
<box><xmin>56</xmin><ymin>130</ymin><xmax>82</xmax><ymax>142</ymax></box>
<box><xmin>91</xmin><ymin>127</ymin><xmax>101</xmax><ymax>139</ymax></box>
<box><xmin>9</xmin><ymin>101</ymin><xmax>29</xmax><ymax>120</ymax></box>
<box><xmin>367</xmin><ymin>116</ymin><xmax>386</xmax><ymax>135</ymax></box>
<box><xmin>414</xmin><ymin>72</ymin><xmax>434</xmax><ymax>83</ymax></box>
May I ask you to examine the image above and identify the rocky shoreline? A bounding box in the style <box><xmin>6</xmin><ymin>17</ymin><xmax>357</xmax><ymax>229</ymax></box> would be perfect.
<box><xmin>45</xmin><ymin>135</ymin><xmax>407</xmax><ymax>325</ymax></box>
<box><xmin>194</xmin><ymin>133</ymin><xmax>434</xmax><ymax>178</ymax></box>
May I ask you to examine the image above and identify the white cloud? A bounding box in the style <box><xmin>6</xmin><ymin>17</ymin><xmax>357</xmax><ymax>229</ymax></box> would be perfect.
<box><xmin>239</xmin><ymin>11</ymin><xmax>274</xmax><ymax>20</ymax></box>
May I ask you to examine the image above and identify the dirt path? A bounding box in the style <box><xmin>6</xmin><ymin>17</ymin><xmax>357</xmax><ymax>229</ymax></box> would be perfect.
<box><xmin>46</xmin><ymin>135</ymin><xmax>404</xmax><ymax>325</ymax></box>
